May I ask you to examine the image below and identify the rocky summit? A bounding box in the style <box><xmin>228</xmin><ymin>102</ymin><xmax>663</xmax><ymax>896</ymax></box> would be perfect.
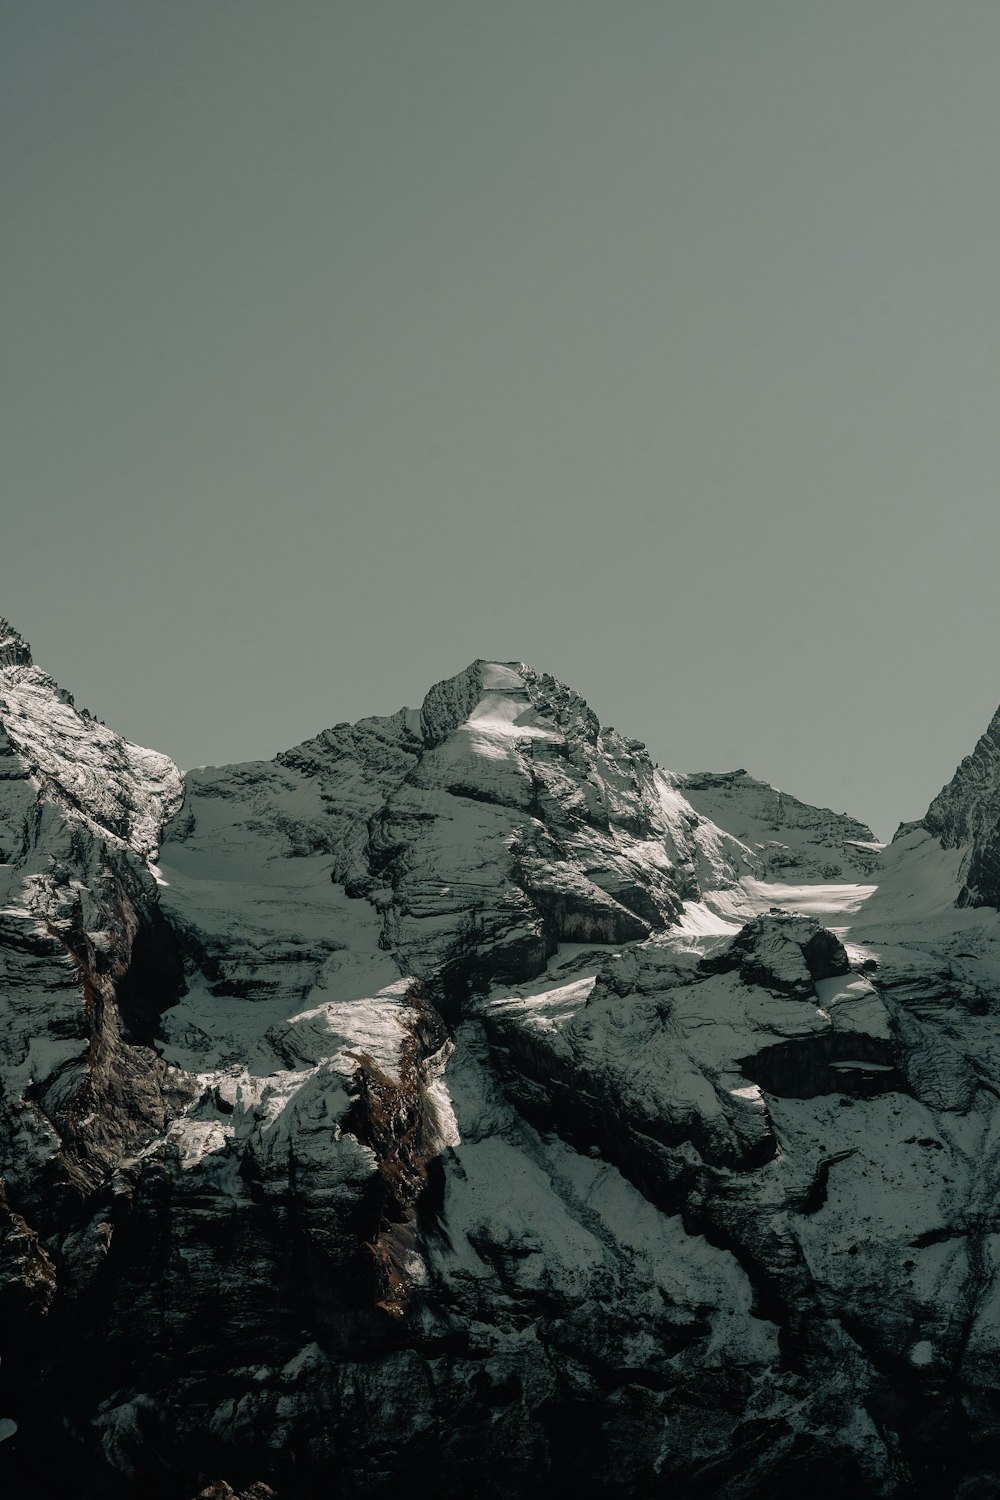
<box><xmin>5</xmin><ymin>621</ymin><xmax>1000</xmax><ymax>1497</ymax></box>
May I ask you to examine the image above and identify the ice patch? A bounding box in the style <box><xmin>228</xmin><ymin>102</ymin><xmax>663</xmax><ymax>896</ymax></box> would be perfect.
<box><xmin>829</xmin><ymin>1061</ymin><xmax>895</xmax><ymax>1073</ymax></box>
<box><xmin>741</xmin><ymin>877</ymin><xmax>878</xmax><ymax>920</ymax></box>
<box><xmin>479</xmin><ymin>663</ymin><xmax>527</xmax><ymax>692</ymax></box>
<box><xmin>487</xmin><ymin>974</ymin><xmax>598</xmax><ymax>1031</ymax></box>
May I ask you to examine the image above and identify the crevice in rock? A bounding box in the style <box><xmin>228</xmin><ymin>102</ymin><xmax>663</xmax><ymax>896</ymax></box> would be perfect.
<box><xmin>340</xmin><ymin>988</ymin><xmax>451</xmax><ymax>1321</ymax></box>
<box><xmin>740</xmin><ymin>1032</ymin><xmax>906</xmax><ymax>1100</ymax></box>
<box><xmin>795</xmin><ymin>1149</ymin><xmax>857</xmax><ymax>1215</ymax></box>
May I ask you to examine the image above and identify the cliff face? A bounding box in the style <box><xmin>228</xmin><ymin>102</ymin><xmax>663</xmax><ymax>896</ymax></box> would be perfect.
<box><xmin>4</xmin><ymin>624</ymin><xmax>1000</xmax><ymax>1497</ymax></box>
<box><xmin>917</xmin><ymin>704</ymin><xmax>1000</xmax><ymax>910</ymax></box>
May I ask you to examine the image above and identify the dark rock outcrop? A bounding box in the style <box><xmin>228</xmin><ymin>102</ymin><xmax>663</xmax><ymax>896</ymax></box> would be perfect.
<box><xmin>920</xmin><ymin>704</ymin><xmax>1000</xmax><ymax>909</ymax></box>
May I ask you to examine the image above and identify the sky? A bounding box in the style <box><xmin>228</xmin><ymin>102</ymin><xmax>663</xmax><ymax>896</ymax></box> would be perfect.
<box><xmin>4</xmin><ymin>1</ymin><xmax>1000</xmax><ymax>840</ymax></box>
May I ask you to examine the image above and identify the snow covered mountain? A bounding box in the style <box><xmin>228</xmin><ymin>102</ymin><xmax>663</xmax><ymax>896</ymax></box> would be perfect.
<box><xmin>675</xmin><ymin>766</ymin><xmax>883</xmax><ymax>881</ymax></box>
<box><xmin>3</xmin><ymin>618</ymin><xmax>1000</xmax><ymax>1498</ymax></box>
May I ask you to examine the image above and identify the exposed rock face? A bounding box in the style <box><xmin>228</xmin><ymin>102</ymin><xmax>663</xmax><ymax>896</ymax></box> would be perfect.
<box><xmin>6</xmin><ymin>627</ymin><xmax>1000</xmax><ymax>1496</ymax></box>
<box><xmin>919</xmin><ymin>704</ymin><xmax>1000</xmax><ymax>908</ymax></box>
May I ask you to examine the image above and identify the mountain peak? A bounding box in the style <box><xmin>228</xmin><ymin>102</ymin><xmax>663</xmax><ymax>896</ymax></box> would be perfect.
<box><xmin>418</xmin><ymin>659</ymin><xmax>604</xmax><ymax>752</ymax></box>
<box><xmin>0</xmin><ymin>618</ymin><xmax>32</xmax><ymax>669</ymax></box>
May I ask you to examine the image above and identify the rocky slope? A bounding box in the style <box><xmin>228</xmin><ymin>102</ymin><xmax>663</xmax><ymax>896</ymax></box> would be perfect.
<box><xmin>4</xmin><ymin>621</ymin><xmax>1000</xmax><ymax>1497</ymax></box>
<box><xmin>915</xmin><ymin>704</ymin><xmax>1000</xmax><ymax>910</ymax></box>
<box><xmin>675</xmin><ymin>767</ymin><xmax>883</xmax><ymax>881</ymax></box>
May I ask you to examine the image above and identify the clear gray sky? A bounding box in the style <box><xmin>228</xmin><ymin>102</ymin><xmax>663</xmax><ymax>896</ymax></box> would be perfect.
<box><xmin>4</xmin><ymin>1</ymin><xmax>1000</xmax><ymax>839</ymax></box>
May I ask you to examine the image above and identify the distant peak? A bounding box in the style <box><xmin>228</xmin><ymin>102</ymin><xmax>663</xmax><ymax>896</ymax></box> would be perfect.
<box><xmin>0</xmin><ymin>618</ymin><xmax>32</xmax><ymax>669</ymax></box>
